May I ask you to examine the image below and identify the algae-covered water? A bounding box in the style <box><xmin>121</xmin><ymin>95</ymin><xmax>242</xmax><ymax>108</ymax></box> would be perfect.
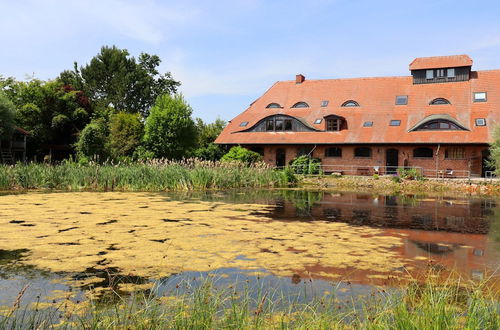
<box><xmin>0</xmin><ymin>190</ymin><xmax>498</xmax><ymax>310</ymax></box>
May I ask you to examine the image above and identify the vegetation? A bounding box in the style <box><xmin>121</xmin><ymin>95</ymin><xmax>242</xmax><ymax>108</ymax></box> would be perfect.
<box><xmin>192</xmin><ymin>118</ymin><xmax>227</xmax><ymax>160</ymax></box>
<box><xmin>398</xmin><ymin>168</ymin><xmax>424</xmax><ymax>180</ymax></box>
<box><xmin>221</xmin><ymin>146</ymin><xmax>262</xmax><ymax>164</ymax></box>
<box><xmin>0</xmin><ymin>92</ymin><xmax>15</xmax><ymax>139</ymax></box>
<box><xmin>0</xmin><ymin>160</ymin><xmax>295</xmax><ymax>191</ymax></box>
<box><xmin>143</xmin><ymin>94</ymin><xmax>197</xmax><ymax>159</ymax></box>
<box><xmin>489</xmin><ymin>126</ymin><xmax>500</xmax><ymax>175</ymax></box>
<box><xmin>1</xmin><ymin>275</ymin><xmax>497</xmax><ymax>329</ymax></box>
<box><xmin>290</xmin><ymin>155</ymin><xmax>322</xmax><ymax>175</ymax></box>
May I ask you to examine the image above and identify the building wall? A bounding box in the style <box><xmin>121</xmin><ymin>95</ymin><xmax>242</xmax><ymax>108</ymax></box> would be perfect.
<box><xmin>250</xmin><ymin>144</ymin><xmax>489</xmax><ymax>177</ymax></box>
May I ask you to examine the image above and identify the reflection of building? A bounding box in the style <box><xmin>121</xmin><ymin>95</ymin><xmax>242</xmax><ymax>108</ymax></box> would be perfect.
<box><xmin>216</xmin><ymin>55</ymin><xmax>498</xmax><ymax>177</ymax></box>
<box><xmin>269</xmin><ymin>192</ymin><xmax>497</xmax><ymax>283</ymax></box>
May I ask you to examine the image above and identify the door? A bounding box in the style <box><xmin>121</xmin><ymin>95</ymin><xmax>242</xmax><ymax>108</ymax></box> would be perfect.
<box><xmin>386</xmin><ymin>149</ymin><xmax>399</xmax><ymax>174</ymax></box>
<box><xmin>276</xmin><ymin>148</ymin><xmax>286</xmax><ymax>168</ymax></box>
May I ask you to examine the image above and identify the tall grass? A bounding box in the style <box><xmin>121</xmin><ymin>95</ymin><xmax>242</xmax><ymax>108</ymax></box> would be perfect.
<box><xmin>0</xmin><ymin>159</ymin><xmax>296</xmax><ymax>191</ymax></box>
<box><xmin>0</xmin><ymin>275</ymin><xmax>498</xmax><ymax>329</ymax></box>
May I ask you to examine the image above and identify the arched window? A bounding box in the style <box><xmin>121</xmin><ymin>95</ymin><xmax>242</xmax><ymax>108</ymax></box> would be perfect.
<box><xmin>341</xmin><ymin>100</ymin><xmax>359</xmax><ymax>107</ymax></box>
<box><xmin>415</xmin><ymin>120</ymin><xmax>463</xmax><ymax>130</ymax></box>
<box><xmin>291</xmin><ymin>102</ymin><xmax>309</xmax><ymax>108</ymax></box>
<box><xmin>413</xmin><ymin>147</ymin><xmax>433</xmax><ymax>158</ymax></box>
<box><xmin>266</xmin><ymin>103</ymin><xmax>282</xmax><ymax>108</ymax></box>
<box><xmin>325</xmin><ymin>147</ymin><xmax>342</xmax><ymax>158</ymax></box>
<box><xmin>354</xmin><ymin>147</ymin><xmax>371</xmax><ymax>158</ymax></box>
<box><xmin>324</xmin><ymin>115</ymin><xmax>346</xmax><ymax>131</ymax></box>
<box><xmin>430</xmin><ymin>98</ymin><xmax>451</xmax><ymax>105</ymax></box>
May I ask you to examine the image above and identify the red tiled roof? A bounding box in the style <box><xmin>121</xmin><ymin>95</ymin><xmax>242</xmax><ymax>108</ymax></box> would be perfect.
<box><xmin>215</xmin><ymin>69</ymin><xmax>500</xmax><ymax>146</ymax></box>
<box><xmin>409</xmin><ymin>55</ymin><xmax>473</xmax><ymax>70</ymax></box>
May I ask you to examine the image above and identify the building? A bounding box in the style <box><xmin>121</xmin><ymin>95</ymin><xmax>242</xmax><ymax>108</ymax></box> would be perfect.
<box><xmin>0</xmin><ymin>126</ymin><xmax>28</xmax><ymax>164</ymax></box>
<box><xmin>215</xmin><ymin>55</ymin><xmax>499</xmax><ymax>177</ymax></box>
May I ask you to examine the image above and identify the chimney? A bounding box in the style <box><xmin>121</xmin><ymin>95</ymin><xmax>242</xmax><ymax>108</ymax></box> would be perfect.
<box><xmin>296</xmin><ymin>74</ymin><xmax>305</xmax><ymax>84</ymax></box>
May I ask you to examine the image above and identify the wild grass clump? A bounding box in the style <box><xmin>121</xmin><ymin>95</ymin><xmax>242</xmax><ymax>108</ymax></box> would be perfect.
<box><xmin>0</xmin><ymin>159</ymin><xmax>296</xmax><ymax>191</ymax></box>
<box><xmin>1</xmin><ymin>274</ymin><xmax>498</xmax><ymax>329</ymax></box>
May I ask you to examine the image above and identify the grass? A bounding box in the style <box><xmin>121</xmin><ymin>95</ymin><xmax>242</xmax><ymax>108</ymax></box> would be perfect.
<box><xmin>0</xmin><ymin>274</ymin><xmax>498</xmax><ymax>329</ymax></box>
<box><xmin>0</xmin><ymin>159</ymin><xmax>296</xmax><ymax>191</ymax></box>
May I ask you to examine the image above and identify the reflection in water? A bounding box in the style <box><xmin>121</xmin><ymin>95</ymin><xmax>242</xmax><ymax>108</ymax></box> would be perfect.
<box><xmin>0</xmin><ymin>190</ymin><xmax>497</xmax><ymax>308</ymax></box>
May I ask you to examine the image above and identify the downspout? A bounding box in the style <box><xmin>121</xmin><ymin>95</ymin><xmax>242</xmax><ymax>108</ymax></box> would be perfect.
<box><xmin>435</xmin><ymin>144</ymin><xmax>441</xmax><ymax>178</ymax></box>
<box><xmin>307</xmin><ymin>144</ymin><xmax>317</xmax><ymax>158</ymax></box>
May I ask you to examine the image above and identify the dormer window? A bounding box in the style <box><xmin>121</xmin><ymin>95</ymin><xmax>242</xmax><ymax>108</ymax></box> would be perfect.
<box><xmin>415</xmin><ymin>120</ymin><xmax>463</xmax><ymax>130</ymax></box>
<box><xmin>291</xmin><ymin>102</ymin><xmax>309</xmax><ymax>108</ymax></box>
<box><xmin>447</xmin><ymin>68</ymin><xmax>455</xmax><ymax>78</ymax></box>
<box><xmin>266</xmin><ymin>103</ymin><xmax>282</xmax><ymax>108</ymax></box>
<box><xmin>430</xmin><ymin>98</ymin><xmax>451</xmax><ymax>105</ymax></box>
<box><xmin>426</xmin><ymin>70</ymin><xmax>434</xmax><ymax>79</ymax></box>
<box><xmin>321</xmin><ymin>100</ymin><xmax>329</xmax><ymax>107</ymax></box>
<box><xmin>341</xmin><ymin>100</ymin><xmax>359</xmax><ymax>107</ymax></box>
<box><xmin>326</xmin><ymin>118</ymin><xmax>341</xmax><ymax>131</ymax></box>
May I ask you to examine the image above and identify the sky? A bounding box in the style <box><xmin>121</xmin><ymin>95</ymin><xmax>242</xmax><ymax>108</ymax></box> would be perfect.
<box><xmin>1</xmin><ymin>0</ymin><xmax>500</xmax><ymax>123</ymax></box>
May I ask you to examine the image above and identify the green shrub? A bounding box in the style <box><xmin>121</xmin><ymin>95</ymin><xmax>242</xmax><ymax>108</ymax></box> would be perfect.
<box><xmin>398</xmin><ymin>168</ymin><xmax>423</xmax><ymax>180</ymax></box>
<box><xmin>373</xmin><ymin>174</ymin><xmax>379</xmax><ymax>180</ymax></box>
<box><xmin>290</xmin><ymin>155</ymin><xmax>322</xmax><ymax>175</ymax></box>
<box><xmin>221</xmin><ymin>146</ymin><xmax>262</xmax><ymax>164</ymax></box>
<box><xmin>391</xmin><ymin>175</ymin><xmax>402</xmax><ymax>183</ymax></box>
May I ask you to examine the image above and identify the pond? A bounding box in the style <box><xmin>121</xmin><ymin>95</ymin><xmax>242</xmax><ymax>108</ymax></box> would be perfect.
<box><xmin>0</xmin><ymin>190</ymin><xmax>498</xmax><ymax>310</ymax></box>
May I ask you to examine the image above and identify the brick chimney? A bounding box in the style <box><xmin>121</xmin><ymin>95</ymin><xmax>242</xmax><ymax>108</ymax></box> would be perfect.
<box><xmin>296</xmin><ymin>74</ymin><xmax>305</xmax><ymax>84</ymax></box>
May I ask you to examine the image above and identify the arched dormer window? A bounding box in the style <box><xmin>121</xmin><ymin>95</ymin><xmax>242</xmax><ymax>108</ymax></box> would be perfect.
<box><xmin>409</xmin><ymin>114</ymin><xmax>468</xmax><ymax>132</ymax></box>
<box><xmin>324</xmin><ymin>115</ymin><xmax>347</xmax><ymax>131</ymax></box>
<box><xmin>341</xmin><ymin>100</ymin><xmax>359</xmax><ymax>107</ymax></box>
<box><xmin>291</xmin><ymin>102</ymin><xmax>309</xmax><ymax>108</ymax></box>
<box><xmin>266</xmin><ymin>103</ymin><xmax>282</xmax><ymax>108</ymax></box>
<box><xmin>430</xmin><ymin>98</ymin><xmax>451</xmax><ymax>105</ymax></box>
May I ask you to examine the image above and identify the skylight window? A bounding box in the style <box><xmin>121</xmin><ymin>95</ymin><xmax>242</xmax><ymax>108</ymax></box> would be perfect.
<box><xmin>321</xmin><ymin>100</ymin><xmax>329</xmax><ymax>107</ymax></box>
<box><xmin>266</xmin><ymin>103</ymin><xmax>281</xmax><ymax>108</ymax></box>
<box><xmin>291</xmin><ymin>102</ymin><xmax>309</xmax><ymax>108</ymax></box>
<box><xmin>363</xmin><ymin>121</ymin><xmax>373</xmax><ymax>127</ymax></box>
<box><xmin>475</xmin><ymin>118</ymin><xmax>486</xmax><ymax>126</ymax></box>
<box><xmin>341</xmin><ymin>100</ymin><xmax>359</xmax><ymax>107</ymax></box>
<box><xmin>314</xmin><ymin>119</ymin><xmax>323</xmax><ymax>124</ymax></box>
<box><xmin>395</xmin><ymin>95</ymin><xmax>408</xmax><ymax>105</ymax></box>
<box><xmin>389</xmin><ymin>120</ymin><xmax>401</xmax><ymax>126</ymax></box>
<box><xmin>473</xmin><ymin>92</ymin><xmax>487</xmax><ymax>102</ymax></box>
<box><xmin>239</xmin><ymin>121</ymin><xmax>249</xmax><ymax>127</ymax></box>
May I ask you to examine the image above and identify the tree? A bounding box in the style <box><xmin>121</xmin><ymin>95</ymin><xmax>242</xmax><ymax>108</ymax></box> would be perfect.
<box><xmin>143</xmin><ymin>94</ymin><xmax>197</xmax><ymax>159</ymax></box>
<box><xmin>0</xmin><ymin>92</ymin><xmax>15</xmax><ymax>139</ymax></box>
<box><xmin>7</xmin><ymin>79</ymin><xmax>91</xmax><ymax>157</ymax></box>
<box><xmin>192</xmin><ymin>118</ymin><xmax>226</xmax><ymax>160</ymax></box>
<box><xmin>221</xmin><ymin>146</ymin><xmax>262</xmax><ymax>164</ymax></box>
<box><xmin>75</xmin><ymin>119</ymin><xmax>108</xmax><ymax>160</ymax></box>
<box><xmin>488</xmin><ymin>126</ymin><xmax>500</xmax><ymax>175</ymax></box>
<box><xmin>60</xmin><ymin>46</ymin><xmax>180</xmax><ymax>117</ymax></box>
<box><xmin>108</xmin><ymin>112</ymin><xmax>143</xmax><ymax>159</ymax></box>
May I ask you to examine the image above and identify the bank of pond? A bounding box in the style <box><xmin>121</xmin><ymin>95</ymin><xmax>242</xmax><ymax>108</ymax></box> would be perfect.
<box><xmin>0</xmin><ymin>189</ymin><xmax>498</xmax><ymax>328</ymax></box>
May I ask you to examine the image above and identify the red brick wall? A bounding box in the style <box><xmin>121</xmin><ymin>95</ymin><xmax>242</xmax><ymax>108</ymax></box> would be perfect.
<box><xmin>249</xmin><ymin>144</ymin><xmax>489</xmax><ymax>177</ymax></box>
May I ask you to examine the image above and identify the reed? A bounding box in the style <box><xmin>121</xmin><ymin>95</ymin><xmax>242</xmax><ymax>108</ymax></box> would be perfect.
<box><xmin>0</xmin><ymin>274</ymin><xmax>498</xmax><ymax>329</ymax></box>
<box><xmin>0</xmin><ymin>159</ymin><xmax>295</xmax><ymax>191</ymax></box>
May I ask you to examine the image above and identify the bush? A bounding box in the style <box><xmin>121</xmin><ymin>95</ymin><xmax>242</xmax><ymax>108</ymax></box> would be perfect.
<box><xmin>290</xmin><ymin>155</ymin><xmax>322</xmax><ymax>175</ymax></box>
<box><xmin>220</xmin><ymin>146</ymin><xmax>262</xmax><ymax>164</ymax></box>
<box><xmin>398</xmin><ymin>168</ymin><xmax>423</xmax><ymax>180</ymax></box>
<box><xmin>391</xmin><ymin>175</ymin><xmax>402</xmax><ymax>183</ymax></box>
<box><xmin>75</xmin><ymin>119</ymin><xmax>109</xmax><ymax>161</ymax></box>
<box><xmin>108</xmin><ymin>112</ymin><xmax>144</xmax><ymax>159</ymax></box>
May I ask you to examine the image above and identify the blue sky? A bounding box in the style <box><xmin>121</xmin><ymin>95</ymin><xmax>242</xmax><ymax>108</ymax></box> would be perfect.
<box><xmin>1</xmin><ymin>0</ymin><xmax>500</xmax><ymax>123</ymax></box>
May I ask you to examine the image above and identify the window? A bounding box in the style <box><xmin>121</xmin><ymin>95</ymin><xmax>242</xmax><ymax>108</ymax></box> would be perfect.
<box><xmin>266</xmin><ymin>103</ymin><xmax>282</xmax><ymax>108</ymax></box>
<box><xmin>430</xmin><ymin>98</ymin><xmax>451</xmax><ymax>105</ymax></box>
<box><xmin>413</xmin><ymin>147</ymin><xmax>433</xmax><ymax>158</ymax></box>
<box><xmin>363</xmin><ymin>121</ymin><xmax>373</xmax><ymax>127</ymax></box>
<box><xmin>475</xmin><ymin>118</ymin><xmax>486</xmax><ymax>126</ymax></box>
<box><xmin>284</xmin><ymin>119</ymin><xmax>293</xmax><ymax>131</ymax></box>
<box><xmin>395</xmin><ymin>95</ymin><xmax>408</xmax><ymax>105</ymax></box>
<box><xmin>426</xmin><ymin>70</ymin><xmax>434</xmax><ymax>79</ymax></box>
<box><xmin>473</xmin><ymin>92</ymin><xmax>487</xmax><ymax>102</ymax></box>
<box><xmin>297</xmin><ymin>146</ymin><xmax>313</xmax><ymax>157</ymax></box>
<box><xmin>437</xmin><ymin>69</ymin><xmax>445</xmax><ymax>78</ymax></box>
<box><xmin>389</xmin><ymin>120</ymin><xmax>401</xmax><ymax>126</ymax></box>
<box><xmin>291</xmin><ymin>102</ymin><xmax>309</xmax><ymax>108</ymax></box>
<box><xmin>415</xmin><ymin>120</ymin><xmax>463</xmax><ymax>131</ymax></box>
<box><xmin>447</xmin><ymin>68</ymin><xmax>455</xmax><ymax>78</ymax></box>
<box><xmin>445</xmin><ymin>147</ymin><xmax>465</xmax><ymax>159</ymax></box>
<box><xmin>321</xmin><ymin>100</ymin><xmax>329</xmax><ymax>107</ymax></box>
<box><xmin>314</xmin><ymin>119</ymin><xmax>323</xmax><ymax>124</ymax></box>
<box><xmin>275</xmin><ymin>119</ymin><xmax>283</xmax><ymax>131</ymax></box>
<box><xmin>354</xmin><ymin>147</ymin><xmax>371</xmax><ymax>158</ymax></box>
<box><xmin>325</xmin><ymin>147</ymin><xmax>342</xmax><ymax>158</ymax></box>
<box><xmin>266</xmin><ymin>120</ymin><xmax>274</xmax><ymax>131</ymax></box>
<box><xmin>239</xmin><ymin>121</ymin><xmax>249</xmax><ymax>127</ymax></box>
<box><xmin>341</xmin><ymin>100</ymin><xmax>359</xmax><ymax>107</ymax></box>
<box><xmin>326</xmin><ymin>118</ymin><xmax>341</xmax><ymax>131</ymax></box>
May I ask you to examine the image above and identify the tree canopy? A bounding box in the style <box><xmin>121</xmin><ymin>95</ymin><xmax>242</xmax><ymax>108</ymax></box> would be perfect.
<box><xmin>143</xmin><ymin>94</ymin><xmax>197</xmax><ymax>159</ymax></box>
<box><xmin>0</xmin><ymin>92</ymin><xmax>15</xmax><ymax>139</ymax></box>
<box><xmin>60</xmin><ymin>46</ymin><xmax>180</xmax><ymax>117</ymax></box>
